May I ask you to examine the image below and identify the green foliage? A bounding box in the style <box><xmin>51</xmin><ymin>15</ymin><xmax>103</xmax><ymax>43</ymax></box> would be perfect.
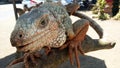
<box><xmin>92</xmin><ymin>0</ymin><xmax>106</xmax><ymax>13</ymax></box>
<box><xmin>92</xmin><ymin>0</ymin><xmax>110</xmax><ymax>20</ymax></box>
<box><xmin>98</xmin><ymin>12</ymin><xmax>110</xmax><ymax>20</ymax></box>
<box><xmin>99</xmin><ymin>0</ymin><xmax>106</xmax><ymax>10</ymax></box>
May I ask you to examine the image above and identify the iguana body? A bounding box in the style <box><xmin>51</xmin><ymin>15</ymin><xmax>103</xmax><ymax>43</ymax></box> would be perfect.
<box><xmin>9</xmin><ymin>2</ymin><xmax>89</xmax><ymax>68</ymax></box>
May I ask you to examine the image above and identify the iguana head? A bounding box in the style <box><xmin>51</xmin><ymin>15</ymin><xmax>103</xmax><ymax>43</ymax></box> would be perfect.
<box><xmin>10</xmin><ymin>8</ymin><xmax>66</xmax><ymax>52</ymax></box>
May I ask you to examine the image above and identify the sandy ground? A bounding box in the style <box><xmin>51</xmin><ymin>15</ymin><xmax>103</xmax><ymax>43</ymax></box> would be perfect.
<box><xmin>0</xmin><ymin>4</ymin><xmax>120</xmax><ymax>68</ymax></box>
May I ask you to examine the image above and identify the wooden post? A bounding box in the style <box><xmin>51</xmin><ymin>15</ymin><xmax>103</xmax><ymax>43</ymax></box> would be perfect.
<box><xmin>12</xmin><ymin>0</ymin><xmax>18</xmax><ymax>20</ymax></box>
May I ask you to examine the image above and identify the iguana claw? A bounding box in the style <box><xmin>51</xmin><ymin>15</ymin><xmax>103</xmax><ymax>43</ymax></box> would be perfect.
<box><xmin>8</xmin><ymin>52</ymin><xmax>41</xmax><ymax>68</ymax></box>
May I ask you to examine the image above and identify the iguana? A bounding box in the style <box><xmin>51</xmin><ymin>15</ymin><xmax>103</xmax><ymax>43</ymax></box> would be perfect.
<box><xmin>8</xmin><ymin>1</ymin><xmax>104</xmax><ymax>68</ymax></box>
<box><xmin>8</xmin><ymin>2</ymin><xmax>89</xmax><ymax>68</ymax></box>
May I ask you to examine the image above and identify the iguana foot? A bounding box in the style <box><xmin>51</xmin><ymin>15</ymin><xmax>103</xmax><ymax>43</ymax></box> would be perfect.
<box><xmin>8</xmin><ymin>51</ymin><xmax>41</xmax><ymax>68</ymax></box>
<box><xmin>60</xmin><ymin>37</ymin><xmax>84</xmax><ymax>68</ymax></box>
<box><xmin>59</xmin><ymin>36</ymin><xmax>85</xmax><ymax>68</ymax></box>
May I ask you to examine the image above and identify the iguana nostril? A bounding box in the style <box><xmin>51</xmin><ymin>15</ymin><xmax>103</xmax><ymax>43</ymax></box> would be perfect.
<box><xmin>17</xmin><ymin>30</ymin><xmax>24</xmax><ymax>39</ymax></box>
<box><xmin>19</xmin><ymin>34</ymin><xmax>22</xmax><ymax>38</ymax></box>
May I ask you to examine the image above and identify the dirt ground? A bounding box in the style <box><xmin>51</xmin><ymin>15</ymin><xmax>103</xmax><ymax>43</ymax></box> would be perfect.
<box><xmin>0</xmin><ymin>4</ymin><xmax>120</xmax><ymax>68</ymax></box>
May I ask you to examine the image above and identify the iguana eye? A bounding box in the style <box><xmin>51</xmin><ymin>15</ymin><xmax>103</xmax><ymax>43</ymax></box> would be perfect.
<box><xmin>39</xmin><ymin>20</ymin><xmax>48</xmax><ymax>28</ymax></box>
<box><xmin>36</xmin><ymin>14</ymin><xmax>49</xmax><ymax>28</ymax></box>
<box><xmin>41</xmin><ymin>20</ymin><xmax>46</xmax><ymax>26</ymax></box>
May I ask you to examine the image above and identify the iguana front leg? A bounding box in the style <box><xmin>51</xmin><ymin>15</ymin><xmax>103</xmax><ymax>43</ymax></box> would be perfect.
<box><xmin>8</xmin><ymin>51</ymin><xmax>41</xmax><ymax>68</ymax></box>
<box><xmin>60</xmin><ymin>19</ymin><xmax>89</xmax><ymax>68</ymax></box>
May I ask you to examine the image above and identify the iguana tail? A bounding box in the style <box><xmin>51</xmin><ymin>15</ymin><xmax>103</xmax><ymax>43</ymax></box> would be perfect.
<box><xmin>73</xmin><ymin>11</ymin><xmax>103</xmax><ymax>38</ymax></box>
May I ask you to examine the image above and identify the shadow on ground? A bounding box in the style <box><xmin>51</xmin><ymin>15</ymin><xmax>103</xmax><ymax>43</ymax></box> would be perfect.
<box><xmin>0</xmin><ymin>53</ymin><xmax>106</xmax><ymax>68</ymax></box>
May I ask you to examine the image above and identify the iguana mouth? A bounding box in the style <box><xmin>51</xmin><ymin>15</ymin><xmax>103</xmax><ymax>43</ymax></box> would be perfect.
<box><xmin>16</xmin><ymin>41</ymin><xmax>33</xmax><ymax>51</ymax></box>
<box><xmin>16</xmin><ymin>40</ymin><xmax>36</xmax><ymax>52</ymax></box>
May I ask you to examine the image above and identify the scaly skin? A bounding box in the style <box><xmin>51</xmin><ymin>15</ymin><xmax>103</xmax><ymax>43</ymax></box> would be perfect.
<box><xmin>9</xmin><ymin>2</ymin><xmax>89</xmax><ymax>68</ymax></box>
